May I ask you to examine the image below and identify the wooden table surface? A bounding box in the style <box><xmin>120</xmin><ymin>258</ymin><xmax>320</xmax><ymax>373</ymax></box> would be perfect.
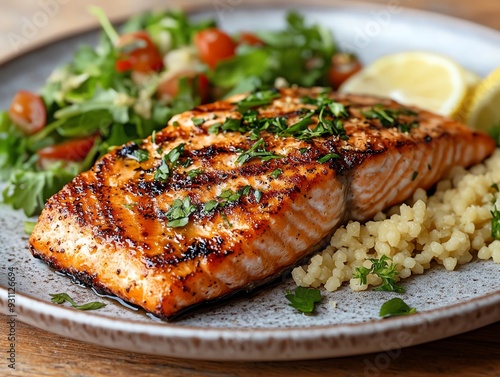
<box><xmin>0</xmin><ymin>0</ymin><xmax>499</xmax><ymax>376</ymax></box>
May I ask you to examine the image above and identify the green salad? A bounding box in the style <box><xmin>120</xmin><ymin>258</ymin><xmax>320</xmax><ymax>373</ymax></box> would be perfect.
<box><xmin>0</xmin><ymin>8</ymin><xmax>361</xmax><ymax>216</ymax></box>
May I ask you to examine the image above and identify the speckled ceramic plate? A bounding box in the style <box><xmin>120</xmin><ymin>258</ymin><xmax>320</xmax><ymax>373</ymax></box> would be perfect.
<box><xmin>1</xmin><ymin>2</ymin><xmax>499</xmax><ymax>361</ymax></box>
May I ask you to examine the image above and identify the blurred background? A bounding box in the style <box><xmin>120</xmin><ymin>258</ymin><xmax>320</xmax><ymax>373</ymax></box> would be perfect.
<box><xmin>0</xmin><ymin>0</ymin><xmax>498</xmax><ymax>64</ymax></box>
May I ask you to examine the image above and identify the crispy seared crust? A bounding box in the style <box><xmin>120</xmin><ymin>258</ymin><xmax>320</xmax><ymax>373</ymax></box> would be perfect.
<box><xmin>29</xmin><ymin>88</ymin><xmax>496</xmax><ymax>319</ymax></box>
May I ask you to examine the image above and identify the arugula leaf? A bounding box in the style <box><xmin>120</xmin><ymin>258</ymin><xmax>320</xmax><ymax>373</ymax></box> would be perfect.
<box><xmin>257</xmin><ymin>11</ymin><xmax>335</xmax><ymax>87</ymax></box>
<box><xmin>49</xmin><ymin>293</ymin><xmax>106</xmax><ymax>311</ymax></box>
<box><xmin>89</xmin><ymin>6</ymin><xmax>120</xmax><ymax>45</ymax></box>
<box><xmin>353</xmin><ymin>255</ymin><xmax>405</xmax><ymax>293</ymax></box>
<box><xmin>24</xmin><ymin>221</ymin><xmax>37</xmax><ymax>235</ymax></box>
<box><xmin>285</xmin><ymin>286</ymin><xmax>322</xmax><ymax>314</ymax></box>
<box><xmin>0</xmin><ymin>112</ymin><xmax>29</xmax><ymax>179</ymax></box>
<box><xmin>2</xmin><ymin>165</ymin><xmax>79</xmax><ymax>217</ymax></box>
<box><xmin>122</xmin><ymin>9</ymin><xmax>216</xmax><ymax>52</ymax></box>
<box><xmin>379</xmin><ymin>298</ymin><xmax>417</xmax><ymax>318</ymax></box>
<box><xmin>223</xmin><ymin>76</ymin><xmax>263</xmax><ymax>98</ymax></box>
<box><xmin>210</xmin><ymin>49</ymin><xmax>270</xmax><ymax>89</ymax></box>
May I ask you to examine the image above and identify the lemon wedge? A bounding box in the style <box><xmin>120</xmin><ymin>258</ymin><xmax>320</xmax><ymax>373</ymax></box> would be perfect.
<box><xmin>453</xmin><ymin>69</ymin><xmax>481</xmax><ymax>122</ymax></box>
<box><xmin>465</xmin><ymin>67</ymin><xmax>500</xmax><ymax>137</ymax></box>
<box><xmin>339</xmin><ymin>52</ymin><xmax>468</xmax><ymax>116</ymax></box>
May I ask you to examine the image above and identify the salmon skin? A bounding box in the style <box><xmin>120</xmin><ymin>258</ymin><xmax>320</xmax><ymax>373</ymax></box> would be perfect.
<box><xmin>29</xmin><ymin>87</ymin><xmax>495</xmax><ymax>319</ymax></box>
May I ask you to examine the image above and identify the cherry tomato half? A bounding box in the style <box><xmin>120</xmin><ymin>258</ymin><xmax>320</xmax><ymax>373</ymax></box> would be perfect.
<box><xmin>238</xmin><ymin>32</ymin><xmax>264</xmax><ymax>47</ymax></box>
<box><xmin>157</xmin><ymin>71</ymin><xmax>210</xmax><ymax>104</ymax></box>
<box><xmin>328</xmin><ymin>53</ymin><xmax>363</xmax><ymax>89</ymax></box>
<box><xmin>115</xmin><ymin>31</ymin><xmax>163</xmax><ymax>73</ymax></box>
<box><xmin>9</xmin><ymin>90</ymin><xmax>46</xmax><ymax>135</ymax></box>
<box><xmin>194</xmin><ymin>28</ymin><xmax>236</xmax><ymax>69</ymax></box>
<box><xmin>37</xmin><ymin>136</ymin><xmax>95</xmax><ymax>162</ymax></box>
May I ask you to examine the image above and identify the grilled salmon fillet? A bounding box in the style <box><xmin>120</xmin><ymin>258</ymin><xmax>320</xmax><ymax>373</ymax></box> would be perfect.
<box><xmin>29</xmin><ymin>87</ymin><xmax>496</xmax><ymax>319</ymax></box>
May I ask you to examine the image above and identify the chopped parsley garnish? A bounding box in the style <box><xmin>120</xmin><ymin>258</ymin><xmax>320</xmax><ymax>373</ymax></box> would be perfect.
<box><xmin>192</xmin><ymin>117</ymin><xmax>205</xmax><ymax>126</ymax></box>
<box><xmin>203</xmin><ymin>200</ymin><xmax>219</xmax><ymax>213</ymax></box>
<box><xmin>363</xmin><ymin>105</ymin><xmax>419</xmax><ymax>133</ymax></box>
<box><xmin>187</xmin><ymin>168</ymin><xmax>203</xmax><ymax>179</ymax></box>
<box><xmin>270</xmin><ymin>168</ymin><xmax>283</xmax><ymax>179</ymax></box>
<box><xmin>317</xmin><ymin>153</ymin><xmax>339</xmax><ymax>164</ymax></box>
<box><xmin>281</xmin><ymin>113</ymin><xmax>314</xmax><ymax>136</ymax></box>
<box><xmin>222</xmin><ymin>118</ymin><xmax>246</xmax><ymax>132</ymax></box>
<box><xmin>491</xmin><ymin>202</ymin><xmax>500</xmax><ymax>240</ymax></box>
<box><xmin>299</xmin><ymin>147</ymin><xmax>310</xmax><ymax>154</ymax></box>
<box><xmin>239</xmin><ymin>185</ymin><xmax>252</xmax><ymax>196</ymax></box>
<box><xmin>235</xmin><ymin>90</ymin><xmax>280</xmax><ymax>113</ymax></box>
<box><xmin>219</xmin><ymin>189</ymin><xmax>243</xmax><ymax>202</ymax></box>
<box><xmin>166</xmin><ymin>143</ymin><xmax>185</xmax><ymax>166</ymax></box>
<box><xmin>236</xmin><ymin>138</ymin><xmax>284</xmax><ymax>165</ymax></box>
<box><xmin>219</xmin><ymin>186</ymin><xmax>252</xmax><ymax>204</ymax></box>
<box><xmin>379</xmin><ymin>298</ymin><xmax>417</xmax><ymax>318</ymax></box>
<box><xmin>130</xmin><ymin>148</ymin><xmax>150</xmax><ymax>163</ymax></box>
<box><xmin>254</xmin><ymin>189</ymin><xmax>262</xmax><ymax>202</ymax></box>
<box><xmin>221</xmin><ymin>212</ymin><xmax>233</xmax><ymax>228</ymax></box>
<box><xmin>122</xmin><ymin>202</ymin><xmax>138</xmax><ymax>210</ymax></box>
<box><xmin>178</xmin><ymin>158</ymin><xmax>193</xmax><ymax>168</ymax></box>
<box><xmin>298</xmin><ymin>95</ymin><xmax>349</xmax><ymax>140</ymax></box>
<box><xmin>208</xmin><ymin>122</ymin><xmax>222</xmax><ymax>134</ymax></box>
<box><xmin>154</xmin><ymin>143</ymin><xmax>186</xmax><ymax>181</ymax></box>
<box><xmin>203</xmin><ymin>186</ymin><xmax>253</xmax><ymax>214</ymax></box>
<box><xmin>328</xmin><ymin>101</ymin><xmax>349</xmax><ymax>118</ymax></box>
<box><xmin>49</xmin><ymin>293</ymin><xmax>106</xmax><ymax>311</ymax></box>
<box><xmin>353</xmin><ymin>255</ymin><xmax>404</xmax><ymax>293</ymax></box>
<box><xmin>285</xmin><ymin>286</ymin><xmax>322</xmax><ymax>314</ymax></box>
<box><xmin>207</xmin><ymin>91</ymin><xmax>352</xmax><ymax>142</ymax></box>
<box><xmin>492</xmin><ymin>183</ymin><xmax>499</xmax><ymax>192</ymax></box>
<box><xmin>165</xmin><ymin>197</ymin><xmax>196</xmax><ymax>228</ymax></box>
<box><xmin>155</xmin><ymin>156</ymin><xmax>171</xmax><ymax>181</ymax></box>
<box><xmin>208</xmin><ymin>118</ymin><xmax>247</xmax><ymax>134</ymax></box>
<box><xmin>301</xmin><ymin>94</ymin><xmax>349</xmax><ymax>119</ymax></box>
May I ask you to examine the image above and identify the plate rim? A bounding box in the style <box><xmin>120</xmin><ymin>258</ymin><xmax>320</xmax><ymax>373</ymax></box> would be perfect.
<box><xmin>1</xmin><ymin>286</ymin><xmax>499</xmax><ymax>360</ymax></box>
<box><xmin>1</xmin><ymin>0</ymin><xmax>500</xmax><ymax>361</ymax></box>
<box><xmin>1</xmin><ymin>0</ymin><xmax>499</xmax><ymax>67</ymax></box>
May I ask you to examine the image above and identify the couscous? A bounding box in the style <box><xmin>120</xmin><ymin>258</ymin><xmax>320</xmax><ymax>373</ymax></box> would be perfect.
<box><xmin>292</xmin><ymin>149</ymin><xmax>500</xmax><ymax>292</ymax></box>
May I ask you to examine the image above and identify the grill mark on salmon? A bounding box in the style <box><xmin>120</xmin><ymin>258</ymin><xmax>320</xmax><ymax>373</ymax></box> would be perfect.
<box><xmin>29</xmin><ymin>87</ymin><xmax>496</xmax><ymax>319</ymax></box>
